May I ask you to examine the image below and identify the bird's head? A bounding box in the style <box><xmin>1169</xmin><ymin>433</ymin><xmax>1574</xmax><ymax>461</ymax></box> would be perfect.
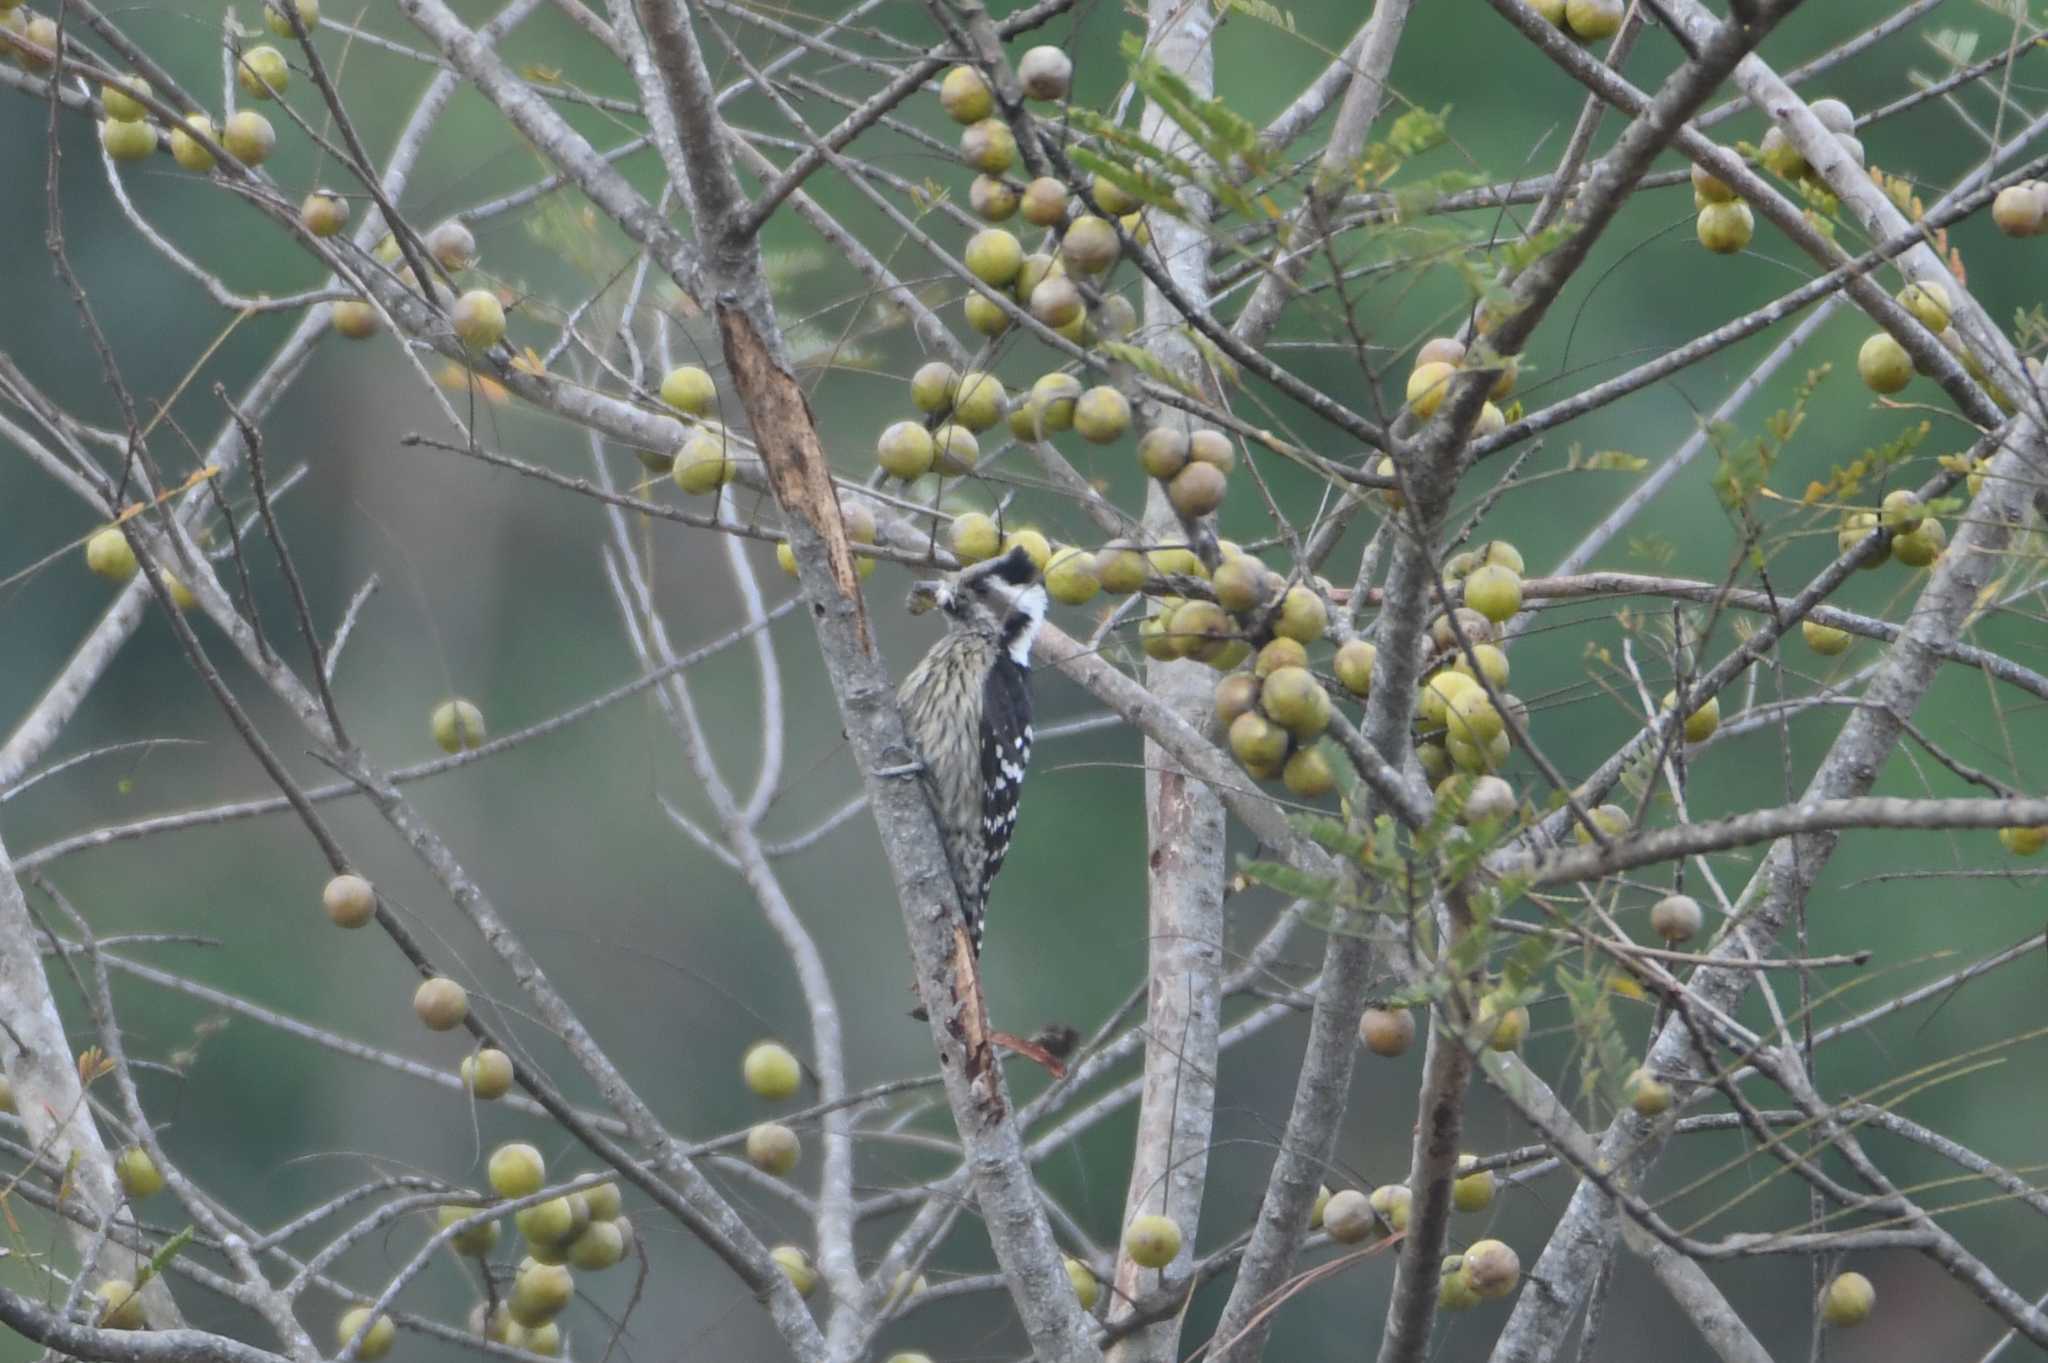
<box><xmin>907</xmin><ymin>545</ymin><xmax>1047</xmax><ymax>664</ymax></box>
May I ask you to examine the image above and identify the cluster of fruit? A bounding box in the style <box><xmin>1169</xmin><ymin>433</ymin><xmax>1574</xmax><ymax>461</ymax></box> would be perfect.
<box><xmin>1308</xmin><ymin>1167</ymin><xmax>1519</xmax><ymax>1309</ymax></box>
<box><xmin>1519</xmin><ymin>0</ymin><xmax>1625</xmax><ymax>41</ymax></box>
<box><xmin>1372</xmin><ymin>336</ymin><xmax>1513</xmax><ymax>498</ymax></box>
<box><xmin>1691</xmin><ymin>164</ymin><xmax>1754</xmax><ymax>255</ymax></box>
<box><xmin>331</xmin><ymin>216</ymin><xmax>500</xmax><ymax>351</ymax></box>
<box><xmin>1757</xmin><ymin>98</ymin><xmax>1865</xmax><ymax>186</ymax></box>
<box><xmin>1837</xmin><ymin>484</ymin><xmax>1945</xmax><ymax>573</ymax></box>
<box><xmin>92</xmin><ymin>34</ymin><xmax>300</xmax><ymax>172</ymax></box>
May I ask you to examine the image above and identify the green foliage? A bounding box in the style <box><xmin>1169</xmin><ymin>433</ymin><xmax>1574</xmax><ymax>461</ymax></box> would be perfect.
<box><xmin>1710</xmin><ymin>364</ymin><xmax>1828</xmax><ymax>512</ymax></box>
<box><xmin>1556</xmin><ymin>965</ymin><xmax>1633</xmax><ymax>1115</ymax></box>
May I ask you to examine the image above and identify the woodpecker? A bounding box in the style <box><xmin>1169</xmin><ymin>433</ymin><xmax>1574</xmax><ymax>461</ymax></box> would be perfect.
<box><xmin>896</xmin><ymin>544</ymin><xmax>1046</xmax><ymax>955</ymax></box>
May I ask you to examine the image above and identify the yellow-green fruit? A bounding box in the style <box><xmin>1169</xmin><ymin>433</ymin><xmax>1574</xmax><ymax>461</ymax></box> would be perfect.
<box><xmin>86</xmin><ymin>527</ymin><xmax>139</xmax><ymax>582</ymax></box>
<box><xmin>1406</xmin><ymin>360</ymin><xmax>1457</xmax><ymax>418</ymax></box>
<box><xmin>1563</xmin><ymin>0</ymin><xmax>1621</xmax><ymax>36</ymax></box>
<box><xmin>1440</xmin><ymin>1258</ymin><xmax>1483</xmax><ymax>1312</ymax></box>
<box><xmin>1821</xmin><ymin>1271</ymin><xmax>1875</xmax><ymax>1327</ymax></box>
<box><xmin>1092</xmin><ymin>173</ymin><xmax>1140</xmax><ymax>216</ymax></box>
<box><xmin>569</xmin><ymin>1219</ymin><xmax>628</xmax><ymax>1270</ymax></box>
<box><xmin>1320</xmin><ymin>1188</ymin><xmax>1375</xmax><ymax>1243</ymax></box>
<box><xmin>1014</xmin><ymin>251</ymin><xmax>1056</xmax><ymax>303</ymax></box>
<box><xmin>1649</xmin><ymin>893</ymin><xmax>1703</xmax><ymax>943</ymax></box>
<box><xmin>1838</xmin><ymin>511</ymin><xmax>1889</xmax><ymax>567</ymax></box>
<box><xmin>452</xmin><ymin>289</ymin><xmax>506</xmax><ymax>350</ymax></box>
<box><xmin>743</xmin><ymin>1041</ymin><xmax>802</xmax><ymax>1100</ymax></box>
<box><xmin>337</xmin><ymin>1307</ymin><xmax>396</xmax><ymax>1359</ymax></box>
<box><xmin>951</xmin><ymin>372</ymin><xmax>1005</xmax><ymax>432</ymax></box>
<box><xmin>1075</xmin><ymin>386</ymin><xmax>1132</xmax><ymax>443</ymax></box>
<box><xmin>969</xmin><ymin>173</ymin><xmax>1018</xmax><ymax>221</ymax></box>
<box><xmin>1446</xmin><ymin>690</ymin><xmax>1503</xmax><ymax>745</ymax></box>
<box><xmin>1462</xmin><ymin>774</ymin><xmax>1517</xmax><ymax>825</ymax></box>
<box><xmin>1092</xmin><ymin>292</ymin><xmax>1138</xmax><ymax>340</ymax></box>
<box><xmin>659</xmin><ymin>364</ymin><xmax>715</xmax><ymax>415</ymax></box>
<box><xmin>222</xmin><ymin>109</ymin><xmax>274</xmax><ymax>166</ymax></box>
<box><xmin>1879</xmin><ymin>488</ymin><xmax>1924</xmax><ymax>534</ymax></box>
<box><xmin>102</xmin><ymin>74</ymin><xmax>150</xmax><ymax>121</ymax></box>
<box><xmin>1148</xmin><ymin>546</ymin><xmax>1206</xmax><ymax>580</ymax></box>
<box><xmin>1307</xmin><ymin>1184</ymin><xmax>1332</xmax><ymax>1229</ymax></box>
<box><xmin>432</xmin><ymin>698</ymin><xmax>486</xmax><ymax>753</ymax></box>
<box><xmin>931</xmin><ymin>425</ymin><xmax>979</xmax><ymax>476</ymax></box>
<box><xmin>265</xmin><ymin>0</ymin><xmax>319</xmax><ymax>35</ymax></box>
<box><xmin>1573</xmin><ymin>803</ymin><xmax>1630</xmax><ymax>844</ymax></box>
<box><xmin>1188</xmin><ymin>428</ymin><xmax>1235</xmax><ymax>473</ymax></box>
<box><xmin>1360</xmin><ymin>1006</ymin><xmax>1414</xmax><ymax>1057</ymax></box>
<box><xmin>515</xmin><ymin>1191</ymin><xmax>589</xmax><ymax>1245</ymax></box>
<box><xmin>1663</xmin><ymin>690</ymin><xmax>1720</xmax><ymax>743</ymax></box>
<box><xmin>170</xmin><ymin>113</ymin><xmax>216</xmax><ymax>172</ymax></box>
<box><xmin>321</xmin><ymin>872</ymin><xmax>375</xmax><ymax>929</ymax></box>
<box><xmin>1096</xmin><ymin>541</ymin><xmax>1147</xmax><ymax>593</ymax></box>
<box><xmin>1802</xmin><ymin>620</ymin><xmax>1850</xmax><ymax>660</ymax></box>
<box><xmin>489</xmin><ymin>1143</ymin><xmax>546</xmax><ymax>1198</ymax></box>
<box><xmin>875</xmin><ymin>420</ymin><xmax>935</xmax><ymax>480</ymax></box>
<box><xmin>1283</xmin><ymin>745</ymin><xmax>1335</xmax><ymax>798</ymax></box>
<box><xmin>1164</xmin><ymin>600</ymin><xmax>1229</xmax><ymax>661</ymax></box>
<box><xmin>509</xmin><ymin>1262</ymin><xmax>574</xmax><ymax>1327</ymax></box>
<box><xmin>1021</xmin><ymin>176</ymin><xmax>1068</xmax><ymax>225</ymax></box>
<box><xmin>1228</xmin><ymin>712</ymin><xmax>1288</xmax><ymax>777</ymax></box>
<box><xmin>1123</xmin><ymin>1214</ymin><xmax>1182</xmax><ymax>1269</ymax></box>
<box><xmin>1460</xmin><ymin>1239</ymin><xmax>1521</xmax><ymax>1299</ymax></box>
<box><xmin>1274</xmin><ymin>585</ymin><xmax>1328</xmax><ymax>644</ymax></box>
<box><xmin>1452</xmin><ymin>1155</ymin><xmax>1495</xmax><ymax>1213</ymax></box>
<box><xmin>333</xmin><ymin>299</ymin><xmax>378</xmax><ymax>339</ymax></box>
<box><xmin>964</xmin><ymin>290</ymin><xmax>1011</xmax><ymax>337</ymax></box>
<box><xmin>1028</xmin><ymin>274</ymin><xmax>1083</xmax><ymax>328</ymax></box>
<box><xmin>578</xmin><ymin>1181</ymin><xmax>621</xmax><ymax>1222</ymax></box>
<box><xmin>1419</xmin><ymin>669</ymin><xmax>1479</xmax><ymax>728</ymax></box>
<box><xmin>438</xmin><ymin>1205</ymin><xmax>502</xmax><ymax>1257</ymax></box>
<box><xmin>1008</xmin><ymin>398</ymin><xmax>1045</xmax><ymax>440</ymax></box>
<box><xmin>746</xmin><ymin>1122</ymin><xmax>801</xmax><ymax>1176</ymax></box>
<box><xmin>1998</xmin><ymin>824</ymin><xmax>2048</xmax><ymax>855</ymax></box>
<box><xmin>1857</xmin><ymin>332</ymin><xmax>1912</xmax><ymax>394</ymax></box>
<box><xmin>951</xmin><ymin>512</ymin><xmax>1000</xmax><ymax>563</ymax></box>
<box><xmin>1044</xmin><ymin>546</ymin><xmax>1100</xmax><ymax>605</ymax></box>
<box><xmin>425</xmin><ymin>219</ymin><xmax>476</xmax><ymax>272</ymax></box>
<box><xmin>1028</xmin><ymin>372</ymin><xmax>1083</xmax><ymax>433</ymax></box>
<box><xmin>1061</xmin><ymin>215</ymin><xmax>1119</xmax><ymax>274</ymax></box>
<box><xmin>116</xmin><ymin>1146</ymin><xmax>164</xmax><ymax>1199</ymax></box>
<box><xmin>302</xmin><ymin>190</ymin><xmax>349</xmax><ymax>237</ymax></box>
<box><xmin>514</xmin><ymin>1323</ymin><xmax>561</xmax><ymax>1357</ymax></box>
<box><xmin>1696</xmin><ymin>201</ymin><xmax>1753</xmax><ymax>254</ymax></box>
<box><xmin>1214</xmin><ymin>674</ymin><xmax>1260</xmax><ymax>728</ymax></box>
<box><xmin>413</xmin><ymin>976</ymin><xmax>468</xmax><ymax>1031</ymax></box>
<box><xmin>1168</xmin><ymin>462</ymin><xmax>1227</xmax><ymax>519</ymax></box>
<box><xmin>965</xmin><ymin>228</ymin><xmax>1023</xmax><ymax>286</ymax></box>
<box><xmin>1758</xmin><ymin>125</ymin><xmax>1809</xmax><ymax>180</ymax></box>
<box><xmin>1261</xmin><ymin>666</ymin><xmax>1331</xmax><ymax>741</ymax></box>
<box><xmin>96</xmin><ymin>1280</ymin><xmax>146</xmax><ymax>1331</ymax></box>
<box><xmin>1138</xmin><ymin>426</ymin><xmax>1192</xmax><ymax>480</ymax></box>
<box><xmin>910</xmin><ymin>361</ymin><xmax>957</xmax><ymax>413</ymax></box>
<box><xmin>1065</xmin><ymin>1256</ymin><xmax>1099</xmax><ymax>1310</ymax></box>
<box><xmin>1450</xmin><ymin>642</ymin><xmax>1510</xmax><ymax>690</ymax></box>
<box><xmin>772</xmin><ymin>542</ymin><xmax>799</xmax><ymax>578</ymax></box>
<box><xmin>1002</xmin><ymin>528</ymin><xmax>1052</xmax><ymax>571</ymax></box>
<box><xmin>1478</xmin><ymin>994</ymin><xmax>1529</xmax><ymax>1052</ymax></box>
<box><xmin>960</xmin><ymin>118</ymin><xmax>1016</xmax><ymax>174</ymax></box>
<box><xmin>1447</xmin><ymin>731</ymin><xmax>1508</xmax><ymax>774</ymax></box>
<box><xmin>1213</xmin><ymin>557</ymin><xmax>1267</xmax><ymax>614</ymax></box>
<box><xmin>1256</xmin><ymin>637</ymin><xmax>1308</xmax><ymax>678</ymax></box>
<box><xmin>100</xmin><ymin>118</ymin><xmax>156</xmax><ymax>162</ymax></box>
<box><xmin>1626</xmin><ymin>1066</ymin><xmax>1673</xmax><ymax>1117</ymax></box>
<box><xmin>1691</xmin><ymin>162</ymin><xmax>1735</xmax><ymax>203</ymax></box>
<box><xmin>1898</xmin><ymin>280</ymin><xmax>1950</xmax><ymax>332</ymax></box>
<box><xmin>1376</xmin><ymin>455</ymin><xmax>1404</xmax><ymax>509</ymax></box>
<box><xmin>1418</xmin><ymin>740</ymin><xmax>1451</xmax><ymax>782</ymax></box>
<box><xmin>1993</xmin><ymin>184</ymin><xmax>2043</xmax><ymax>236</ymax></box>
<box><xmin>939</xmin><ymin>64</ymin><xmax>992</xmax><ymax>123</ymax></box>
<box><xmin>462</xmin><ymin>1048</ymin><xmax>514</xmax><ymax>1099</ymax></box>
<box><xmin>236</xmin><ymin>45</ymin><xmax>289</xmax><ymax>99</ymax></box>
<box><xmin>771</xmin><ymin>1246</ymin><xmax>818</xmax><ymax>1296</ymax></box>
<box><xmin>1369</xmin><ymin>1184</ymin><xmax>1412</xmax><ymax>1233</ymax></box>
<box><xmin>1893</xmin><ymin>517</ymin><xmax>1944</xmax><ymax>567</ymax></box>
<box><xmin>1463</xmin><ymin>564</ymin><xmax>1523</xmax><ymax>623</ymax></box>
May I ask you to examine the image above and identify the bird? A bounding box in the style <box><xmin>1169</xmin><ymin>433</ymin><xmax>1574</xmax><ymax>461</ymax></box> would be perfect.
<box><xmin>895</xmin><ymin>544</ymin><xmax>1046</xmax><ymax>956</ymax></box>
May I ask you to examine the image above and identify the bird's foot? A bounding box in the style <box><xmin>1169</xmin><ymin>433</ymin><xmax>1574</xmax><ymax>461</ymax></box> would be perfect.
<box><xmin>871</xmin><ymin>759</ymin><xmax>926</xmax><ymax>779</ymax></box>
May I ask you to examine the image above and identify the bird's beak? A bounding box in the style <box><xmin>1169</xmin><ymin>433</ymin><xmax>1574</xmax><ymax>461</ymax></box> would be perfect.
<box><xmin>906</xmin><ymin>580</ymin><xmax>947</xmax><ymax>616</ymax></box>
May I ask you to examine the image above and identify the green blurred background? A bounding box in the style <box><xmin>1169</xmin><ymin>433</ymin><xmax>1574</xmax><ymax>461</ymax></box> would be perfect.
<box><xmin>3</xmin><ymin>1</ymin><xmax>2046</xmax><ymax>1360</ymax></box>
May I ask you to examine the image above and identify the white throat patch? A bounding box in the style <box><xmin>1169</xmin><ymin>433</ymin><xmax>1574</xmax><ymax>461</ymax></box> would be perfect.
<box><xmin>1003</xmin><ymin>583</ymin><xmax>1047</xmax><ymax>666</ymax></box>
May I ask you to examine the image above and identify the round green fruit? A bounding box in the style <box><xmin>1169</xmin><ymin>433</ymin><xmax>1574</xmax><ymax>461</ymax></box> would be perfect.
<box><xmin>568</xmin><ymin>1219</ymin><xmax>628</xmax><ymax>1270</ymax></box>
<box><xmin>169</xmin><ymin>114</ymin><xmax>216</xmax><ymax>172</ymax></box>
<box><xmin>1029</xmin><ymin>275</ymin><xmax>1085</xmax><ymax>329</ymax></box>
<box><xmin>743</xmin><ymin>1041</ymin><xmax>802</xmax><ymax>1100</ymax></box>
<box><xmin>939</xmin><ymin>65</ymin><xmax>992</xmax><ymax>123</ymax></box>
<box><xmin>1893</xmin><ymin>517</ymin><xmax>1944</xmax><ymax>567</ymax></box>
<box><xmin>1074</xmin><ymin>386</ymin><xmax>1132</xmax><ymax>443</ymax></box>
<box><xmin>1283</xmin><ymin>745</ymin><xmax>1335</xmax><ymax>798</ymax></box>
<box><xmin>1044</xmin><ymin>546</ymin><xmax>1100</xmax><ymax>605</ymax></box>
<box><xmin>963</xmin><ymin>290</ymin><xmax>1010</xmax><ymax>337</ymax></box>
<box><xmin>965</xmin><ymin>228</ymin><xmax>1023</xmax><ymax>286</ymax></box>
<box><xmin>96</xmin><ymin>1280</ymin><xmax>146</xmax><ymax>1331</ymax></box>
<box><xmin>332</xmin><ymin>299</ymin><xmax>378</xmax><ymax>339</ymax></box>
<box><xmin>1452</xmin><ymin>1155</ymin><xmax>1496</xmax><ymax>1213</ymax></box>
<box><xmin>876</xmin><ymin>421</ymin><xmax>935</xmax><ymax>480</ymax></box>
<box><xmin>1369</xmin><ymin>1184</ymin><xmax>1411</xmax><ymax>1233</ymax></box>
<box><xmin>771</xmin><ymin>1245</ymin><xmax>817</xmax><ymax>1296</ymax></box>
<box><xmin>86</xmin><ymin>527</ymin><xmax>139</xmax><ymax>582</ymax></box>
<box><xmin>99</xmin><ymin>118</ymin><xmax>156</xmax><ymax>162</ymax></box>
<box><xmin>1440</xmin><ymin>1258</ymin><xmax>1483</xmax><ymax>1312</ymax></box>
<box><xmin>236</xmin><ymin>45</ymin><xmax>289</xmax><ymax>99</ymax></box>
<box><xmin>1696</xmin><ymin>201</ymin><xmax>1753</xmax><ymax>254</ymax></box>
<box><xmin>337</xmin><ymin>1306</ymin><xmax>396</xmax><ymax>1359</ymax></box>
<box><xmin>1260</xmin><ymin>666</ymin><xmax>1331</xmax><ymax>740</ymax></box>
<box><xmin>1691</xmin><ymin>162</ymin><xmax>1735</xmax><ymax>203</ymax></box>
<box><xmin>1021</xmin><ymin>176</ymin><xmax>1069</xmax><ymax>226</ymax></box>
<box><xmin>1095</xmin><ymin>540</ymin><xmax>1147</xmax><ymax>593</ymax></box>
<box><xmin>1573</xmin><ymin>803</ymin><xmax>1630</xmax><ymax>844</ymax></box>
<box><xmin>910</xmin><ymin>361</ymin><xmax>957</xmax><ymax>413</ymax></box>
<box><xmin>101</xmin><ymin>74</ymin><xmax>150</xmax><ymax>121</ymax></box>
<box><xmin>1228</xmin><ymin>712</ymin><xmax>1288</xmax><ymax>776</ymax></box>
<box><xmin>1212</xmin><ymin>556</ymin><xmax>1267</xmax><ymax>614</ymax></box>
<box><xmin>1462</xmin><ymin>564</ymin><xmax>1523</xmax><ymax>624</ymax></box>
<box><xmin>660</xmin><ymin>365</ymin><xmax>716</xmax><ymax>415</ymax></box>
<box><xmin>1066</xmin><ymin>1256</ymin><xmax>1099</xmax><ymax>1309</ymax></box>
<box><xmin>413</xmin><ymin>976</ymin><xmax>468</xmax><ymax>1031</ymax></box>
<box><xmin>672</xmin><ymin>429</ymin><xmax>736</xmax><ymax>493</ymax></box>
<box><xmin>1898</xmin><ymin>280</ymin><xmax>1950</xmax><ymax>332</ymax></box>
<box><xmin>1478</xmin><ymin>993</ymin><xmax>1529</xmax><ymax>1052</ymax></box>
<box><xmin>1273</xmin><ymin>585</ymin><xmax>1328</xmax><ymax>644</ymax></box>
<box><xmin>1821</xmin><ymin>1271</ymin><xmax>1875</xmax><ymax>1327</ymax></box>
<box><xmin>1563</xmin><ymin>0</ymin><xmax>1621</xmax><ymax>37</ymax></box>
<box><xmin>1061</xmin><ymin>215</ymin><xmax>1119</xmax><ymax>274</ymax></box>
<box><xmin>451</xmin><ymin>289</ymin><xmax>506</xmax><ymax>350</ymax></box>
<box><xmin>432</xmin><ymin>698</ymin><xmax>486</xmax><ymax>753</ymax></box>
<box><xmin>1802</xmin><ymin>618</ymin><xmax>1852</xmax><ymax>655</ymax></box>
<box><xmin>509</xmin><ymin>1261</ymin><xmax>574</xmax><ymax>1327</ymax></box>
<box><xmin>265</xmin><ymin>0</ymin><xmax>319</xmax><ymax>35</ymax></box>
<box><xmin>1091</xmin><ymin>173</ymin><xmax>1140</xmax><ymax>216</ymax></box>
<box><xmin>221</xmin><ymin>109</ymin><xmax>274</xmax><ymax>166</ymax></box>
<box><xmin>950</xmin><ymin>512</ymin><xmax>1000</xmax><ymax>563</ymax></box>
<box><xmin>1001</xmin><ymin>528</ymin><xmax>1052</xmax><ymax>571</ymax></box>
<box><xmin>1213</xmin><ymin>674</ymin><xmax>1260</xmax><ymax>728</ymax></box>
<box><xmin>931</xmin><ymin>425</ymin><xmax>979</xmax><ymax>476</ymax></box>
<box><xmin>1168</xmin><ymin>462</ymin><xmax>1226</xmax><ymax>519</ymax></box>
<box><xmin>489</xmin><ymin>1142</ymin><xmax>546</xmax><ymax>1198</ymax></box>
<box><xmin>1993</xmin><ymin>183</ymin><xmax>2043</xmax><ymax>236</ymax></box>
<box><xmin>1857</xmin><ymin>332</ymin><xmax>1912</xmax><ymax>394</ymax></box>
<box><xmin>1123</xmin><ymin>1214</ymin><xmax>1182</xmax><ymax>1269</ymax></box>
<box><xmin>1137</xmin><ymin>425</ymin><xmax>1191</xmax><ymax>480</ymax></box>
<box><xmin>969</xmin><ymin>174</ymin><xmax>1018</xmax><ymax>221</ymax></box>
<box><xmin>1998</xmin><ymin>824</ymin><xmax>2048</xmax><ymax>856</ymax></box>
<box><xmin>1406</xmin><ymin>361</ymin><xmax>1456</xmax><ymax>418</ymax></box>
<box><xmin>1460</xmin><ymin>1239</ymin><xmax>1520</xmax><ymax>1299</ymax></box>
<box><xmin>116</xmin><ymin>1146</ymin><xmax>164</xmax><ymax>1199</ymax></box>
<box><xmin>438</xmin><ymin>1204</ymin><xmax>502</xmax><ymax>1257</ymax></box>
<box><xmin>1321</xmin><ymin>1188</ymin><xmax>1374</xmax><ymax>1243</ymax></box>
<box><xmin>960</xmin><ymin>118</ymin><xmax>1016</xmax><ymax>174</ymax></box>
<box><xmin>951</xmin><ymin>371</ymin><xmax>1006</xmax><ymax>432</ymax></box>
<box><xmin>1626</xmin><ymin>1066</ymin><xmax>1673</xmax><ymax>1117</ymax></box>
<box><xmin>1028</xmin><ymin>372</ymin><xmax>1082</xmax><ymax>433</ymax></box>
<box><xmin>1662</xmin><ymin>690</ymin><xmax>1719</xmax><ymax>743</ymax></box>
<box><xmin>462</xmin><ymin>1048</ymin><xmax>514</xmax><ymax>1099</ymax></box>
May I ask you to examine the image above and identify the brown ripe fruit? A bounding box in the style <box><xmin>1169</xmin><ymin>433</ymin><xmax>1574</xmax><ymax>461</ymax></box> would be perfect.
<box><xmin>1416</xmin><ymin>335</ymin><xmax>1466</xmax><ymax>368</ymax></box>
<box><xmin>322</xmin><ymin>873</ymin><xmax>376</xmax><ymax>928</ymax></box>
<box><xmin>969</xmin><ymin>174</ymin><xmax>1019</xmax><ymax>221</ymax></box>
<box><xmin>462</xmin><ymin>1048</ymin><xmax>515</xmax><ymax>1099</ymax></box>
<box><xmin>1168</xmin><ymin>462</ymin><xmax>1227</xmax><ymax>518</ymax></box>
<box><xmin>960</xmin><ymin>118</ymin><xmax>1017</xmax><ymax>175</ymax></box>
<box><xmin>1255</xmin><ymin>637</ymin><xmax>1308</xmax><ymax>677</ymax></box>
<box><xmin>1137</xmin><ymin>425</ymin><xmax>1191</xmax><ymax>479</ymax></box>
<box><xmin>1021</xmin><ymin>176</ymin><xmax>1069</xmax><ymax>226</ymax></box>
<box><xmin>1649</xmin><ymin>893</ymin><xmax>1703</xmax><ymax>943</ymax></box>
<box><xmin>938</xmin><ymin>65</ymin><xmax>992</xmax><ymax>123</ymax></box>
<box><xmin>1187</xmin><ymin>428</ymin><xmax>1235</xmax><ymax>473</ymax></box>
<box><xmin>1061</xmin><ymin>215</ymin><xmax>1120</xmax><ymax>274</ymax></box>
<box><xmin>1214</xmin><ymin>674</ymin><xmax>1260</xmax><ymax>728</ymax></box>
<box><xmin>746</xmin><ymin>1121</ymin><xmax>801</xmax><ymax>1176</ymax></box>
<box><xmin>1017</xmin><ymin>45</ymin><xmax>1073</xmax><ymax>101</ymax></box>
<box><xmin>1029</xmin><ymin>275</ymin><xmax>1085</xmax><ymax>329</ymax></box>
<box><xmin>302</xmin><ymin>190</ymin><xmax>350</xmax><ymax>237</ymax></box>
<box><xmin>413</xmin><ymin>977</ymin><xmax>469</xmax><ymax>1031</ymax></box>
<box><xmin>1212</xmin><ymin>557</ymin><xmax>1268</xmax><ymax>614</ymax></box>
<box><xmin>427</xmin><ymin>219</ymin><xmax>478</xmax><ymax>272</ymax></box>
<box><xmin>1459</xmin><ymin>1239</ymin><xmax>1520</xmax><ymax>1299</ymax></box>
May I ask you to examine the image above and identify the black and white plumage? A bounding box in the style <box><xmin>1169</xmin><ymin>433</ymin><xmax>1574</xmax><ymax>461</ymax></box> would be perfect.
<box><xmin>896</xmin><ymin>545</ymin><xmax>1046</xmax><ymax>955</ymax></box>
